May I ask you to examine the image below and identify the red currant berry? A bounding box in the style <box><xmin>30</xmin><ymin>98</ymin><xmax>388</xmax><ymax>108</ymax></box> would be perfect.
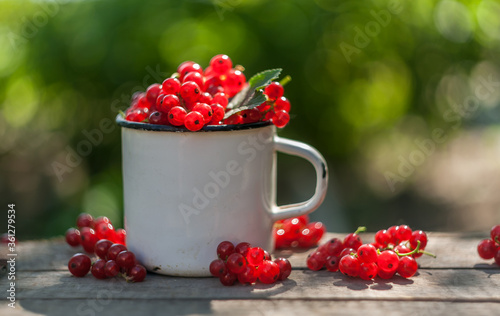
<box><xmin>410</xmin><ymin>230</ymin><xmax>428</xmax><ymax>252</ymax></box>
<box><xmin>217</xmin><ymin>241</ymin><xmax>235</xmax><ymax>261</ymax></box>
<box><xmin>343</xmin><ymin>232</ymin><xmax>363</xmax><ymax>251</ymax></box>
<box><xmin>339</xmin><ymin>247</ymin><xmax>356</xmax><ymax>258</ymax></box>
<box><xmin>394</xmin><ymin>243</ymin><xmax>412</xmax><ymax>255</ymax></box>
<box><xmin>107</xmin><ymin>243</ymin><xmax>127</xmax><ymax>261</ymax></box>
<box><xmin>178</xmin><ymin>61</ymin><xmax>202</xmax><ymax>81</ymax></box>
<box><xmin>306</xmin><ymin>251</ymin><xmax>327</xmax><ymax>271</ymax></box>
<box><xmin>297</xmin><ymin>227</ymin><xmax>315</xmax><ymax>248</ymax></box>
<box><xmin>240</xmin><ymin>109</ymin><xmax>261</xmax><ymax>124</ymax></box>
<box><xmin>211</xmin><ymin>92</ymin><xmax>228</xmax><ymax>109</ymax></box>
<box><xmin>397</xmin><ymin>256</ymin><xmax>418</xmax><ymax>278</ymax></box>
<box><xmin>68</xmin><ymin>253</ymin><xmax>91</xmax><ymax>277</ymax></box>
<box><xmin>128</xmin><ymin>264</ymin><xmax>147</xmax><ymax>282</ymax></box>
<box><xmin>359</xmin><ymin>262</ymin><xmax>378</xmax><ymax>280</ymax></box>
<box><xmin>162</xmin><ymin>77</ymin><xmax>181</xmax><ymax>95</ymax></box>
<box><xmin>263</xmin><ymin>250</ymin><xmax>272</xmax><ymax>261</ymax></box>
<box><xmin>222</xmin><ymin>69</ymin><xmax>246</xmax><ymax>97</ymax></box>
<box><xmin>180</xmin><ymin>81</ymin><xmax>201</xmax><ymax>103</ymax></box>
<box><xmin>396</xmin><ymin>225</ymin><xmax>412</xmax><ymax>241</ymax></box>
<box><xmin>95</xmin><ymin>222</ymin><xmax>115</xmax><ymax>240</ymax></box>
<box><xmin>377</xmin><ymin>268</ymin><xmax>396</xmax><ymax>279</ymax></box>
<box><xmin>272</xmin><ymin>110</ymin><xmax>290</xmax><ymax>128</ymax></box>
<box><xmin>184</xmin><ymin>111</ymin><xmax>205</xmax><ymax>131</ymax></box>
<box><xmin>209</xmin><ymin>103</ymin><xmax>225</xmax><ymax>125</ymax></box>
<box><xmin>91</xmin><ymin>259</ymin><xmax>107</xmax><ymax>279</ymax></box>
<box><xmin>322</xmin><ymin>238</ymin><xmax>344</xmax><ymax>257</ymax></box>
<box><xmin>377</xmin><ymin>250</ymin><xmax>399</xmax><ymax>273</ymax></box>
<box><xmin>491</xmin><ymin>225</ymin><xmax>500</xmax><ymax>244</ymax></box>
<box><xmin>116</xmin><ymin>250</ymin><xmax>136</xmax><ymax>270</ymax></box>
<box><xmin>65</xmin><ymin>228</ymin><xmax>81</xmax><ymax>247</ymax></box>
<box><xmin>158</xmin><ymin>94</ymin><xmax>181</xmax><ymax>113</ymax></box>
<box><xmin>274</xmin><ymin>228</ymin><xmax>290</xmax><ymax>249</ymax></box>
<box><xmin>339</xmin><ymin>254</ymin><xmax>360</xmax><ymax>277</ymax></box>
<box><xmin>113</xmin><ymin>228</ymin><xmax>126</xmax><ymax>245</ymax></box>
<box><xmin>264</xmin><ymin>82</ymin><xmax>284</xmax><ymax>100</ymax></box>
<box><xmin>325</xmin><ymin>255</ymin><xmax>340</xmax><ymax>272</ymax></box>
<box><xmin>224</xmin><ymin>114</ymin><xmax>243</xmax><ymax>125</ymax></box>
<box><xmin>274</xmin><ymin>96</ymin><xmax>291</xmax><ymax>112</ymax></box>
<box><xmin>80</xmin><ymin>227</ymin><xmax>99</xmax><ymax>253</ymax></box>
<box><xmin>104</xmin><ymin>260</ymin><xmax>120</xmax><ymax>277</ymax></box>
<box><xmin>76</xmin><ymin>213</ymin><xmax>94</xmax><ymax>228</ymax></box>
<box><xmin>495</xmin><ymin>248</ymin><xmax>500</xmax><ymax>266</ymax></box>
<box><xmin>478</xmin><ymin>239</ymin><xmax>497</xmax><ymax>259</ymax></box>
<box><xmin>387</xmin><ymin>225</ymin><xmax>399</xmax><ymax>244</ymax></box>
<box><xmin>282</xmin><ymin>217</ymin><xmax>306</xmax><ymax>242</ymax></box>
<box><xmin>210</xmin><ymin>54</ymin><xmax>233</xmax><ymax>75</ymax></box>
<box><xmin>199</xmin><ymin>92</ymin><xmax>213</xmax><ymax>104</ymax></box>
<box><xmin>126</xmin><ymin>108</ymin><xmax>149</xmax><ymax>122</ymax></box>
<box><xmin>220</xmin><ymin>271</ymin><xmax>237</xmax><ymax>286</ymax></box>
<box><xmin>167</xmin><ymin>106</ymin><xmax>187</xmax><ymax>126</ymax></box>
<box><xmin>247</xmin><ymin>247</ymin><xmax>265</xmax><ymax>266</ymax></box>
<box><xmin>149</xmin><ymin>111</ymin><xmax>168</xmax><ymax>125</ymax></box>
<box><xmin>234</xmin><ymin>242</ymin><xmax>251</xmax><ymax>257</ymax></box>
<box><xmin>183</xmin><ymin>71</ymin><xmax>204</xmax><ymax>90</ymax></box>
<box><xmin>226</xmin><ymin>253</ymin><xmax>247</xmax><ymax>274</ymax></box>
<box><xmin>375</xmin><ymin>229</ymin><xmax>391</xmax><ymax>247</ymax></box>
<box><xmin>94</xmin><ymin>239</ymin><xmax>113</xmax><ymax>260</ymax></box>
<box><xmin>237</xmin><ymin>265</ymin><xmax>258</xmax><ymax>284</ymax></box>
<box><xmin>274</xmin><ymin>258</ymin><xmax>292</xmax><ymax>281</ymax></box>
<box><xmin>307</xmin><ymin>222</ymin><xmax>326</xmax><ymax>245</ymax></box>
<box><xmin>209</xmin><ymin>259</ymin><xmax>227</xmax><ymax>277</ymax></box>
<box><xmin>258</xmin><ymin>260</ymin><xmax>280</xmax><ymax>284</ymax></box>
<box><xmin>357</xmin><ymin>244</ymin><xmax>378</xmax><ymax>264</ymax></box>
<box><xmin>205</xmin><ymin>76</ymin><xmax>224</xmax><ymax>95</ymax></box>
<box><xmin>192</xmin><ymin>103</ymin><xmax>213</xmax><ymax>123</ymax></box>
<box><xmin>94</xmin><ymin>216</ymin><xmax>111</xmax><ymax>227</ymax></box>
<box><xmin>146</xmin><ymin>83</ymin><xmax>162</xmax><ymax>105</ymax></box>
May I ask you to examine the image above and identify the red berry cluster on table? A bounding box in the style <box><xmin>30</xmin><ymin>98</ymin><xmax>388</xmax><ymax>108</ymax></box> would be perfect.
<box><xmin>477</xmin><ymin>224</ymin><xmax>500</xmax><ymax>266</ymax></box>
<box><xmin>306</xmin><ymin>225</ymin><xmax>435</xmax><ymax>280</ymax></box>
<box><xmin>65</xmin><ymin>213</ymin><xmax>146</xmax><ymax>282</ymax></box>
<box><xmin>274</xmin><ymin>215</ymin><xmax>326</xmax><ymax>249</ymax></box>
<box><xmin>123</xmin><ymin>54</ymin><xmax>292</xmax><ymax>131</ymax></box>
<box><xmin>209</xmin><ymin>241</ymin><xmax>292</xmax><ymax>286</ymax></box>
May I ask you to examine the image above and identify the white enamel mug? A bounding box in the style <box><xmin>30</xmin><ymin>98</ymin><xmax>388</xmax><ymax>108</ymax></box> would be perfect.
<box><xmin>117</xmin><ymin>116</ymin><xmax>328</xmax><ymax>277</ymax></box>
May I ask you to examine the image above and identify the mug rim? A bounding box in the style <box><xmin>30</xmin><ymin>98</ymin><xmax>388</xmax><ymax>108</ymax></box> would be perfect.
<box><xmin>116</xmin><ymin>114</ymin><xmax>273</xmax><ymax>132</ymax></box>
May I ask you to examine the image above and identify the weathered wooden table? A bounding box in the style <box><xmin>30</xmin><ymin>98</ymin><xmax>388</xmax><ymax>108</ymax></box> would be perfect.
<box><xmin>1</xmin><ymin>232</ymin><xmax>499</xmax><ymax>315</ymax></box>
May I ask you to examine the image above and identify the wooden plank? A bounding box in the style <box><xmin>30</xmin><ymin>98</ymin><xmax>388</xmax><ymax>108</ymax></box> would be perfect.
<box><xmin>5</xmin><ymin>232</ymin><xmax>495</xmax><ymax>272</ymax></box>
<box><xmin>4</xmin><ymin>269</ymin><xmax>499</xmax><ymax>301</ymax></box>
<box><xmin>1</xmin><ymin>299</ymin><xmax>499</xmax><ymax>316</ymax></box>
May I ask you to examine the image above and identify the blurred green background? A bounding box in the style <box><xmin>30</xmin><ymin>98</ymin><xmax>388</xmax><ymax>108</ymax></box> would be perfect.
<box><xmin>1</xmin><ymin>0</ymin><xmax>499</xmax><ymax>239</ymax></box>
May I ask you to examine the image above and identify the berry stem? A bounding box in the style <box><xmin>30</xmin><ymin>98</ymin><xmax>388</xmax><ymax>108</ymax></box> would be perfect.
<box><xmin>279</xmin><ymin>75</ymin><xmax>292</xmax><ymax>87</ymax></box>
<box><xmin>396</xmin><ymin>240</ymin><xmax>421</xmax><ymax>257</ymax></box>
<box><xmin>495</xmin><ymin>237</ymin><xmax>499</xmax><ymax>245</ymax></box>
<box><xmin>354</xmin><ymin>226</ymin><xmax>367</xmax><ymax>235</ymax></box>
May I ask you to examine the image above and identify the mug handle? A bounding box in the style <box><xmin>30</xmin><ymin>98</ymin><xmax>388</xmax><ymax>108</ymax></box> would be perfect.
<box><xmin>271</xmin><ymin>136</ymin><xmax>329</xmax><ymax>221</ymax></box>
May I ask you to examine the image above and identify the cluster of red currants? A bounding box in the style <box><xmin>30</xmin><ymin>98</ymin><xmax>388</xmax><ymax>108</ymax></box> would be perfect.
<box><xmin>124</xmin><ymin>54</ymin><xmax>291</xmax><ymax>130</ymax></box>
<box><xmin>209</xmin><ymin>241</ymin><xmax>292</xmax><ymax>286</ymax></box>
<box><xmin>65</xmin><ymin>213</ymin><xmax>126</xmax><ymax>251</ymax></box>
<box><xmin>65</xmin><ymin>213</ymin><xmax>146</xmax><ymax>282</ymax></box>
<box><xmin>477</xmin><ymin>224</ymin><xmax>500</xmax><ymax>265</ymax></box>
<box><xmin>273</xmin><ymin>215</ymin><xmax>326</xmax><ymax>249</ymax></box>
<box><xmin>307</xmin><ymin>225</ymin><xmax>434</xmax><ymax>280</ymax></box>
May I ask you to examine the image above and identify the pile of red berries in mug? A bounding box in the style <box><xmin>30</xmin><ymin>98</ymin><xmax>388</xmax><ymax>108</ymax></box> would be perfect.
<box><xmin>65</xmin><ymin>213</ymin><xmax>146</xmax><ymax>282</ymax></box>
<box><xmin>209</xmin><ymin>241</ymin><xmax>291</xmax><ymax>286</ymax></box>
<box><xmin>477</xmin><ymin>224</ymin><xmax>500</xmax><ymax>265</ymax></box>
<box><xmin>306</xmin><ymin>225</ymin><xmax>435</xmax><ymax>280</ymax></box>
<box><xmin>124</xmin><ymin>54</ymin><xmax>292</xmax><ymax>130</ymax></box>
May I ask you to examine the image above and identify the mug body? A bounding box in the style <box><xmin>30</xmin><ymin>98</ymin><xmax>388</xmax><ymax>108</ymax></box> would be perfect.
<box><xmin>121</xmin><ymin>122</ymin><xmax>277</xmax><ymax>276</ymax></box>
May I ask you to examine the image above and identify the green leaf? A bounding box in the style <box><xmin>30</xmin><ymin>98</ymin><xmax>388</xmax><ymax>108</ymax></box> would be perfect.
<box><xmin>223</xmin><ymin>92</ymin><xmax>266</xmax><ymax>119</ymax></box>
<box><xmin>226</xmin><ymin>68</ymin><xmax>282</xmax><ymax>111</ymax></box>
<box><xmin>248</xmin><ymin>68</ymin><xmax>282</xmax><ymax>90</ymax></box>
